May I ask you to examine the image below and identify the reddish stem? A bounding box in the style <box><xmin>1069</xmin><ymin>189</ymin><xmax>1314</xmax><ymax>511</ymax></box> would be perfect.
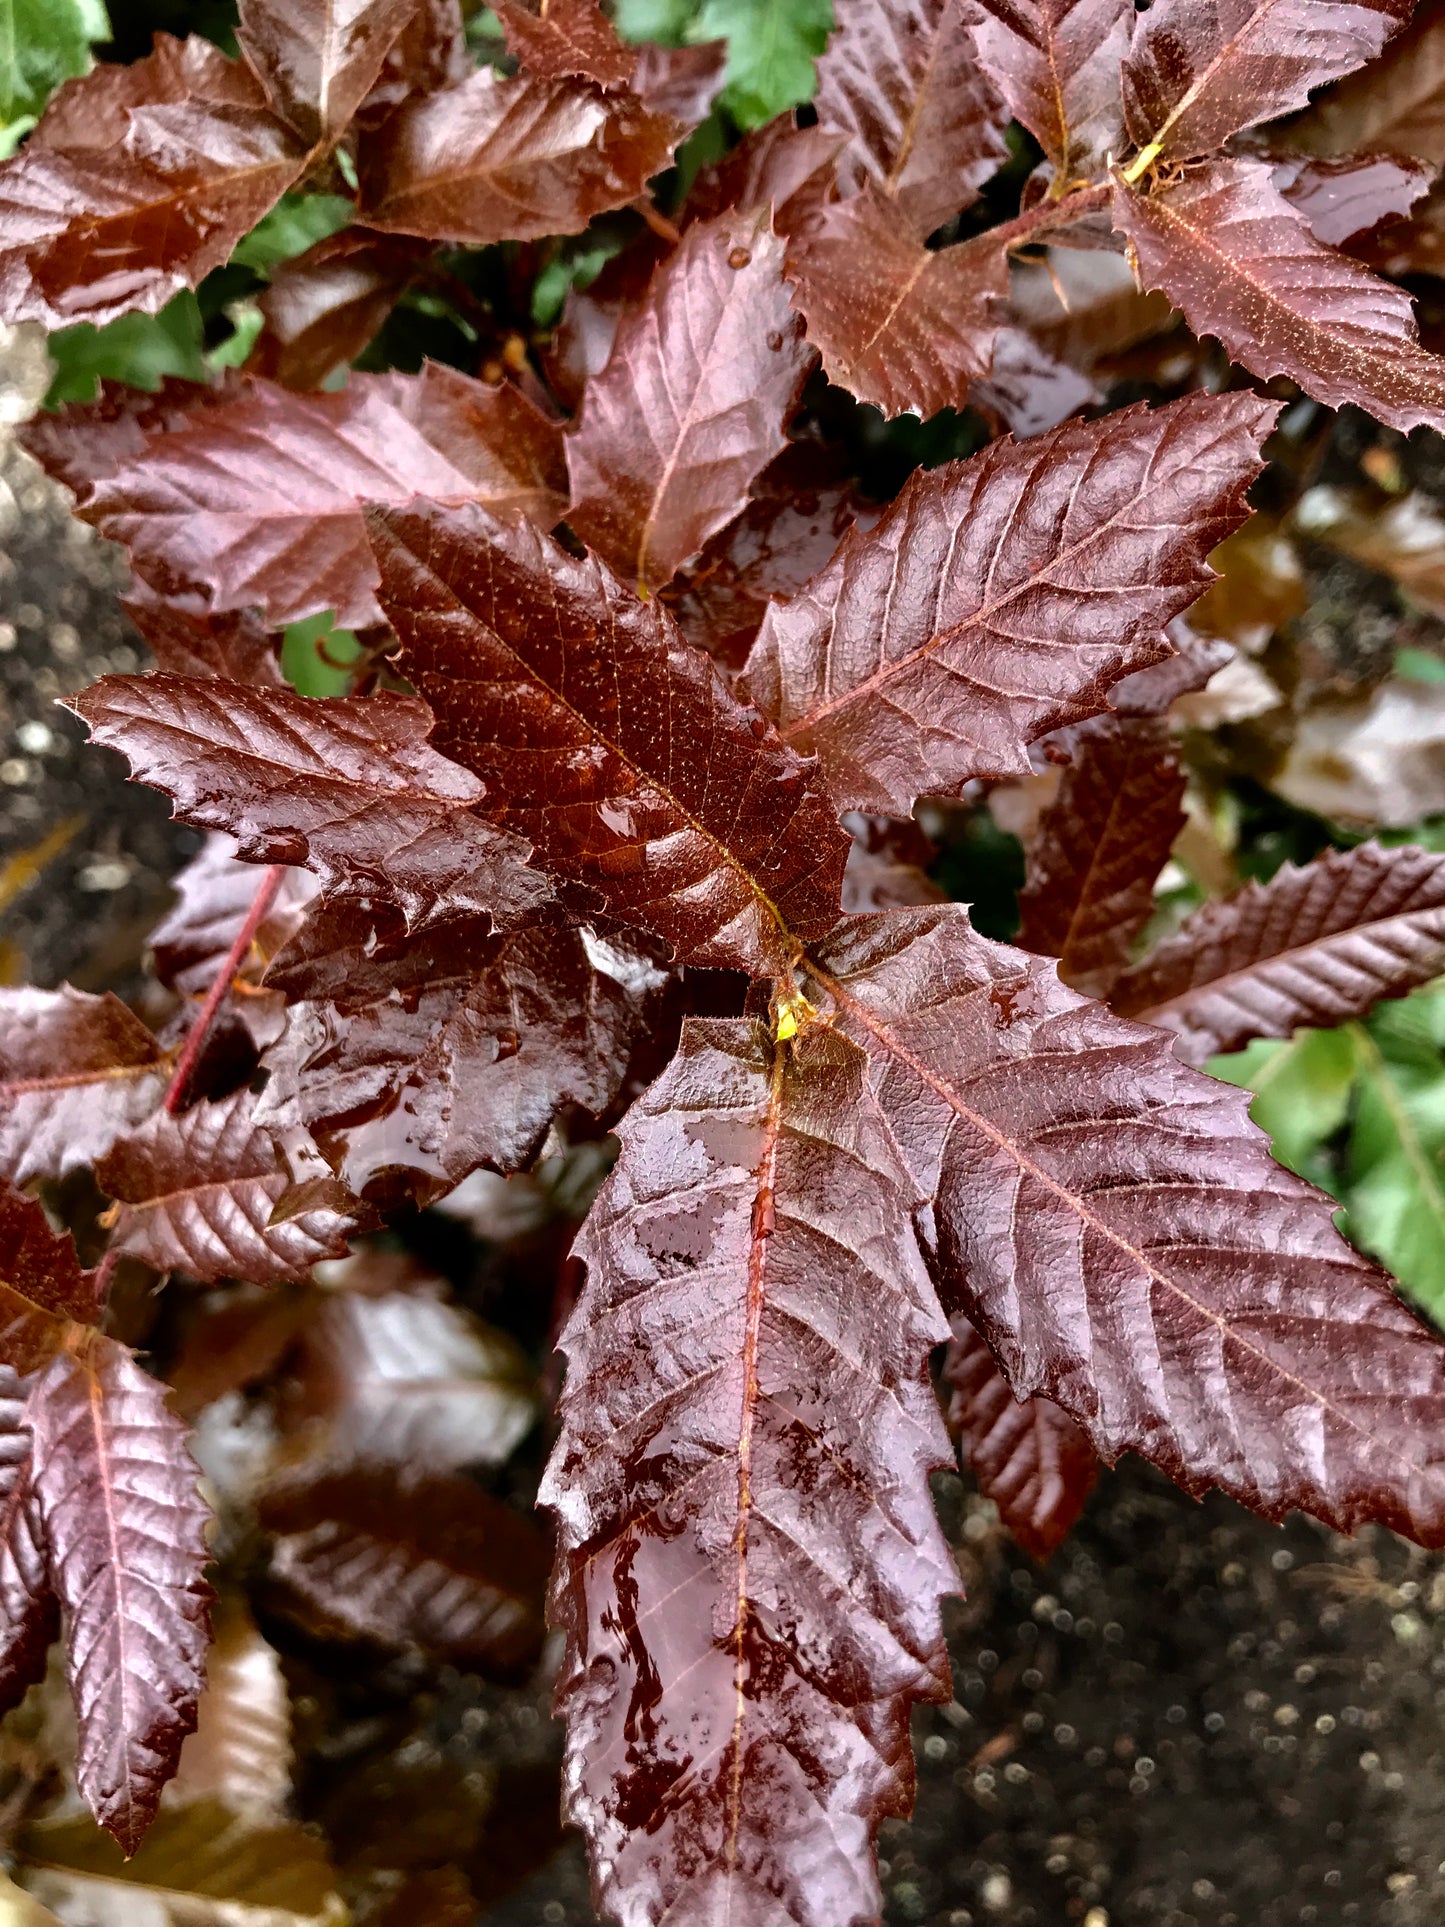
<box><xmin>89</xmin><ymin>1243</ymin><xmax>121</xmax><ymax>1312</ymax></box>
<box><xmin>976</xmin><ymin>181</ymin><xmax>1112</xmax><ymax>257</ymax></box>
<box><xmin>162</xmin><ymin>862</ymin><xmax>287</xmax><ymax>1116</ymax></box>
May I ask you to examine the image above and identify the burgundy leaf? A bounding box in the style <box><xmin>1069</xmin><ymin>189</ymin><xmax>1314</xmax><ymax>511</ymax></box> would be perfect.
<box><xmin>807</xmin><ymin>906</ymin><xmax>1445</xmax><ymax>1545</ymax></box>
<box><xmin>742</xmin><ymin>392</ymin><xmax>1275</xmax><ymax>815</ymax></box>
<box><xmin>1112</xmin><ymin>841</ymin><xmax>1445</xmax><ymax>1064</ymax></box>
<box><xmin>0</xmin><ymin>1187</ymin><xmax>96</xmax><ymax>1378</ymax></box>
<box><xmin>1277</xmin><ymin>1</ymin><xmax>1445</xmax><ymax>164</ymax></box>
<box><xmin>236</xmin><ymin>0</ymin><xmax>422</xmax><ymax>146</ymax></box>
<box><xmin>686</xmin><ymin>119</ymin><xmax>847</xmax><ymax>237</ymax></box>
<box><xmin>248</xmin><ymin>229</ymin><xmax>434</xmax><ymax>390</ymax></box>
<box><xmin>666</xmin><ymin>444</ymin><xmax>878</xmax><ymax>670</ymax></box>
<box><xmin>71</xmin><ymin>676</ymin><xmax>552</xmax><ymax>935</ymax></box>
<box><xmin>279</xmin><ymin>1284</ymin><xmax>536</xmax><ymax>1471</ymax></box>
<box><xmin>542</xmin><ymin>227</ymin><xmax>672</xmax><ymax>411</ymax></box>
<box><xmin>1115</xmin><ymin>158</ymin><xmax>1445</xmax><ymax>436</ymax></box>
<box><xmin>542</xmin><ymin>1019</ymin><xmax>955</xmax><ymax>1926</ymax></box>
<box><xmin>356</xmin><ymin>0</ymin><xmax>469</xmax><ymax>127</ymax></box>
<box><xmin>168</xmin><ymin>1286</ymin><xmax>312</xmax><ymax>1419</ymax></box>
<box><xmin>631</xmin><ymin>40</ymin><xmax>727</xmax><ymax>127</ymax></box>
<box><xmin>841</xmin><ymin>812</ymin><xmax>946</xmax><ymax>912</ymax></box>
<box><xmin>258</xmin><ymin>912</ymin><xmax>663</xmax><ymax>1198</ymax></box>
<box><xmin>968</xmin><ymin>0</ymin><xmax>1132</xmax><ymax>177</ymax></box>
<box><xmin>565</xmin><ymin>209</ymin><xmax>814</xmax><ymax>593</ymax></box>
<box><xmin>813</xmin><ymin>0</ymin><xmax>1010</xmax><ymax>240</ymax></box>
<box><xmin>1275</xmin><ymin>152</ymin><xmax>1434</xmax><ymax>248</ymax></box>
<box><xmin>785</xmin><ymin>189</ymin><xmax>1012</xmax><ymax>418</ymax></box>
<box><xmin>1121</xmin><ymin>0</ymin><xmax>1413</xmax><ymax>161</ymax></box>
<box><xmin>967</xmin><ymin>325</ymin><xmax>1096</xmax><ymax>439</ymax></box>
<box><xmin>495</xmin><ymin>0</ymin><xmax>636</xmax><ymax>89</ymax></box>
<box><xmin>149</xmin><ymin>837</ymin><xmax>318</xmax><ymax>1001</ymax></box>
<box><xmin>28</xmin><ymin>1334</ymin><xmax>212</xmax><ymax>1851</ymax></box>
<box><xmin>0</xmin><ymin>1368</ymin><xmax>58</xmax><ymax>1712</ymax></box>
<box><xmin>1016</xmin><ymin>713</ymin><xmax>1186</xmax><ymax>999</ymax></box>
<box><xmin>356</xmin><ymin>67</ymin><xmax>684</xmax><ymax>243</ymax></box>
<box><xmin>0</xmin><ymin>987</ymin><xmax>167</xmax><ymax>1188</ymax></box>
<box><xmin>47</xmin><ymin>365</ymin><xmax>567</xmax><ymax>628</ymax></box>
<box><xmin>259</xmin><ymin>1463</ymin><xmax>548</xmax><ymax>1671</ymax></box>
<box><xmin>943</xmin><ymin>1322</ymin><xmax>1097</xmax><ymax>1562</ymax></box>
<box><xmin>17</xmin><ymin>374</ymin><xmax>217</xmax><ymax>504</ymax></box>
<box><xmin>122</xmin><ymin>588</ymin><xmax>285</xmax><ymax>687</ymax></box>
<box><xmin>96</xmin><ymin>1090</ymin><xmax>358</xmax><ymax>1285</ymax></box>
<box><xmin>0</xmin><ymin>39</ymin><xmax>306</xmax><ymax>328</ymax></box>
<box><xmin>365</xmin><ymin>499</ymin><xmax>850</xmax><ymax>975</ymax></box>
<box><xmin>1106</xmin><ymin>619</ymin><xmax>1235</xmax><ymax>717</ymax></box>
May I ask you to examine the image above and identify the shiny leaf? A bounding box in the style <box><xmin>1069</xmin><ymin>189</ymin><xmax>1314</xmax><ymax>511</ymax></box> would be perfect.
<box><xmin>968</xmin><ymin>0</ymin><xmax>1132</xmax><ymax>177</ymax></box>
<box><xmin>1016</xmin><ymin>712</ymin><xmax>1186</xmax><ymax>1000</ymax></box>
<box><xmin>71</xmin><ymin>675</ymin><xmax>553</xmax><ymax>935</ymax></box>
<box><xmin>122</xmin><ymin>588</ymin><xmax>286</xmax><ymax>688</ymax></box>
<box><xmin>1122</xmin><ymin>0</ymin><xmax>1412</xmax><ymax>161</ymax></box>
<box><xmin>496</xmin><ymin>0</ymin><xmax>637</xmax><ymax>87</ymax></box>
<box><xmin>237</xmin><ymin>0</ymin><xmax>421</xmax><ymax>146</ymax></box>
<box><xmin>1279</xmin><ymin>0</ymin><xmax>1445</xmax><ymax>164</ymax></box>
<box><xmin>542</xmin><ymin>1019</ymin><xmax>955</xmax><ymax>1926</ymax></box>
<box><xmin>28</xmin><ymin>1334</ymin><xmax>213</xmax><ymax>1851</ymax></box>
<box><xmin>167</xmin><ymin>1599</ymin><xmax>292</xmax><ymax>1819</ymax></box>
<box><xmin>96</xmin><ymin>1090</ymin><xmax>358</xmax><ymax>1286</ymax></box>
<box><xmin>366</xmin><ymin>499</ymin><xmax>850</xmax><ymax>975</ymax></box>
<box><xmin>943</xmin><ymin>1320</ymin><xmax>1097</xmax><ymax>1561</ymax></box>
<box><xmin>148</xmin><ymin>837</ymin><xmax>317</xmax><ymax>1002</ymax></box>
<box><xmin>45</xmin><ymin>365</ymin><xmax>567</xmax><ymax>628</ymax></box>
<box><xmin>565</xmin><ymin>208</ymin><xmax>814</xmax><ymax>593</ymax></box>
<box><xmin>0</xmin><ymin>1367</ymin><xmax>57</xmax><ymax>1715</ymax></box>
<box><xmin>807</xmin><ymin>906</ymin><xmax>1445</xmax><ymax>1545</ymax></box>
<box><xmin>0</xmin><ymin>1186</ymin><xmax>96</xmax><ymax>1378</ymax></box>
<box><xmin>0</xmin><ymin>987</ymin><xmax>166</xmax><ymax>1188</ymax></box>
<box><xmin>814</xmin><ymin>0</ymin><xmax>1010</xmax><ymax>240</ymax></box>
<box><xmin>248</xmin><ymin>228</ymin><xmax>433</xmax><ymax>390</ymax></box>
<box><xmin>1275</xmin><ymin>152</ymin><xmax>1433</xmax><ymax>247</ymax></box>
<box><xmin>1114</xmin><ymin>157</ymin><xmax>1445</xmax><ymax>437</ymax></box>
<box><xmin>356</xmin><ymin>65</ymin><xmax>684</xmax><ymax>242</ymax></box>
<box><xmin>743</xmin><ymin>391</ymin><xmax>1275</xmax><ymax>815</ymax></box>
<box><xmin>1113</xmin><ymin>841</ymin><xmax>1445</xmax><ymax>1065</ymax></box>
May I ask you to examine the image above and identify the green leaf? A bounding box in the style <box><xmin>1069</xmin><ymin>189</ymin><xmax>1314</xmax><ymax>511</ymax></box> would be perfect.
<box><xmin>616</xmin><ymin>0</ymin><xmax>698</xmax><ymax>39</ymax></box>
<box><xmin>44</xmin><ymin>293</ymin><xmax>208</xmax><ymax>407</ymax></box>
<box><xmin>1209</xmin><ymin>1027</ymin><xmax>1358</xmax><ymax>1190</ymax></box>
<box><xmin>230</xmin><ymin>194</ymin><xmax>354</xmax><ymax>276</ymax></box>
<box><xmin>281</xmin><ymin>612</ymin><xmax>363</xmax><ymax>698</ymax></box>
<box><xmin>0</xmin><ymin>0</ymin><xmax>109</xmax><ymax>123</ymax></box>
<box><xmin>690</xmin><ymin>0</ymin><xmax>832</xmax><ymax>127</ymax></box>
<box><xmin>1344</xmin><ymin>990</ymin><xmax>1445</xmax><ymax>1324</ymax></box>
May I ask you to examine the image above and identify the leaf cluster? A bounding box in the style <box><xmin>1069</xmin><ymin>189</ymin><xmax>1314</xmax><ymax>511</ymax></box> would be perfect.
<box><xmin>7</xmin><ymin>2</ymin><xmax>1445</xmax><ymax>1922</ymax></box>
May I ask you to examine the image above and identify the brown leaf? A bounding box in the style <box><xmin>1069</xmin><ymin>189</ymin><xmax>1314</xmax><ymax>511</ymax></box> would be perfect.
<box><xmin>631</xmin><ymin>39</ymin><xmax>727</xmax><ymax>126</ymax></box>
<box><xmin>278</xmin><ymin>1281</ymin><xmax>536</xmax><ymax>1470</ymax></box>
<box><xmin>943</xmin><ymin>1321</ymin><xmax>1097</xmax><ymax>1562</ymax></box>
<box><xmin>1113</xmin><ymin>841</ymin><xmax>1445</xmax><ymax>1064</ymax></box>
<box><xmin>357</xmin><ymin>0</ymin><xmax>469</xmax><ymax>128</ymax></box>
<box><xmin>28</xmin><ymin>1334</ymin><xmax>213</xmax><ymax>1851</ymax></box>
<box><xmin>808</xmin><ymin>906</ymin><xmax>1445</xmax><ymax>1545</ymax></box>
<box><xmin>17</xmin><ymin>374</ymin><xmax>217</xmax><ymax>503</ymax></box>
<box><xmin>0</xmin><ymin>1188</ymin><xmax>96</xmax><ymax>1378</ymax></box>
<box><xmin>71</xmin><ymin>676</ymin><xmax>552</xmax><ymax>935</ymax></box>
<box><xmin>840</xmin><ymin>812</ymin><xmax>946</xmax><ymax>911</ymax></box>
<box><xmin>1008</xmin><ymin>245</ymin><xmax>1175</xmax><ymax>371</ymax></box>
<box><xmin>18</xmin><ymin>1801</ymin><xmax>343</xmax><ymax>1924</ymax></box>
<box><xmin>122</xmin><ymin>587</ymin><xmax>286</xmax><ymax>687</ymax></box>
<box><xmin>686</xmin><ymin>118</ymin><xmax>847</xmax><ymax>237</ymax></box>
<box><xmin>356</xmin><ymin>66</ymin><xmax>683</xmax><ymax>243</ymax></box>
<box><xmin>743</xmin><ymin>392</ymin><xmax>1275</xmax><ymax>815</ymax></box>
<box><xmin>814</xmin><ymin>0</ymin><xmax>1010</xmax><ymax>240</ymax></box>
<box><xmin>167</xmin><ymin>1598</ymin><xmax>292</xmax><ymax>1819</ymax></box>
<box><xmin>495</xmin><ymin>0</ymin><xmax>636</xmax><ymax>88</ymax></box>
<box><xmin>0</xmin><ymin>39</ymin><xmax>306</xmax><ymax>328</ymax></box>
<box><xmin>259</xmin><ymin>911</ymin><xmax>663</xmax><ymax>1198</ymax></box>
<box><xmin>366</xmin><ymin>499</ymin><xmax>850</xmax><ymax>975</ymax></box>
<box><xmin>1114</xmin><ymin>157</ymin><xmax>1445</xmax><ymax>436</ymax></box>
<box><xmin>49</xmin><ymin>365</ymin><xmax>567</xmax><ymax>628</ymax></box>
<box><xmin>1271</xmin><ymin>680</ymin><xmax>1445</xmax><ymax>827</ymax></box>
<box><xmin>97</xmin><ymin>1090</ymin><xmax>358</xmax><ymax>1286</ymax></box>
<box><xmin>1295</xmin><ymin>483</ymin><xmax>1445</xmax><ymax>618</ymax></box>
<box><xmin>0</xmin><ymin>1368</ymin><xmax>58</xmax><ymax>1715</ymax></box>
<box><xmin>1016</xmin><ymin>713</ymin><xmax>1186</xmax><ymax>999</ymax></box>
<box><xmin>1275</xmin><ymin>152</ymin><xmax>1434</xmax><ymax>248</ymax></box>
<box><xmin>785</xmin><ymin>188</ymin><xmax>1012</xmax><ymax>418</ymax></box>
<box><xmin>1277</xmin><ymin>0</ymin><xmax>1445</xmax><ymax>163</ymax></box>
<box><xmin>968</xmin><ymin>0</ymin><xmax>1132</xmax><ymax>178</ymax></box>
<box><xmin>565</xmin><ymin>208</ymin><xmax>814</xmax><ymax>592</ymax></box>
<box><xmin>248</xmin><ymin>229</ymin><xmax>434</xmax><ymax>390</ymax></box>
<box><xmin>149</xmin><ymin>837</ymin><xmax>317</xmax><ymax>1002</ymax></box>
<box><xmin>1121</xmin><ymin>0</ymin><xmax>1413</xmax><ymax>161</ymax></box>
<box><xmin>237</xmin><ymin>0</ymin><xmax>423</xmax><ymax>146</ymax></box>
<box><xmin>967</xmin><ymin>324</ymin><xmax>1096</xmax><ymax>439</ymax></box>
<box><xmin>260</xmin><ymin>1462</ymin><xmax>548</xmax><ymax>1671</ymax></box>
<box><xmin>542</xmin><ymin>1020</ymin><xmax>955</xmax><ymax>1926</ymax></box>
<box><xmin>168</xmin><ymin>1286</ymin><xmax>312</xmax><ymax>1418</ymax></box>
<box><xmin>0</xmin><ymin>987</ymin><xmax>167</xmax><ymax>1188</ymax></box>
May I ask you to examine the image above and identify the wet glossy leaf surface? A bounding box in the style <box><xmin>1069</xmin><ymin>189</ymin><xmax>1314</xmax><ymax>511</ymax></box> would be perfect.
<box><xmin>0</xmin><ymin>988</ymin><xmax>167</xmax><ymax>1187</ymax></box>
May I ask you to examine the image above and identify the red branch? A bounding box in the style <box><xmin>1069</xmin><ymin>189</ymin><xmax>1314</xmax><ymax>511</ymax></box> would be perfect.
<box><xmin>162</xmin><ymin>863</ymin><xmax>287</xmax><ymax>1115</ymax></box>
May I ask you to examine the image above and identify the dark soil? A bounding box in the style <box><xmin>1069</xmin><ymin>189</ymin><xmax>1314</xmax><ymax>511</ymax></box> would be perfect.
<box><xmin>7</xmin><ymin>332</ymin><xmax>1445</xmax><ymax>1927</ymax></box>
